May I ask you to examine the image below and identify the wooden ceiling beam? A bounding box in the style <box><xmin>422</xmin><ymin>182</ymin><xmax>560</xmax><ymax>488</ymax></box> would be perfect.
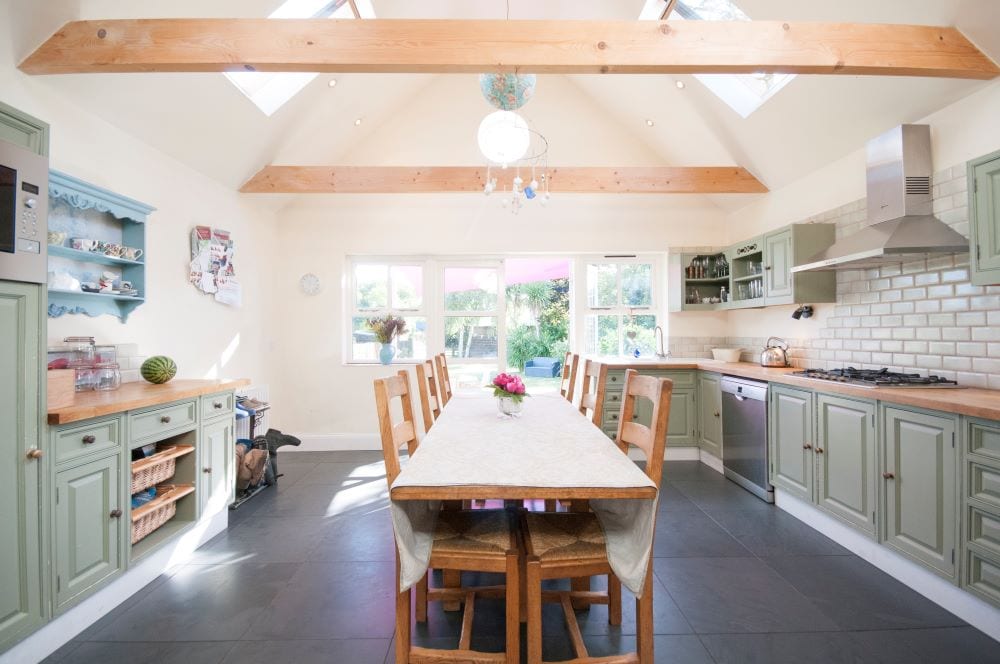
<box><xmin>18</xmin><ymin>19</ymin><xmax>999</xmax><ymax>79</ymax></box>
<box><xmin>238</xmin><ymin>166</ymin><xmax>769</xmax><ymax>194</ymax></box>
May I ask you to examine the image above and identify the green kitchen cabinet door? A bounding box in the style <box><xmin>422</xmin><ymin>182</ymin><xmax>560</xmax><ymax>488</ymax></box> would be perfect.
<box><xmin>970</xmin><ymin>152</ymin><xmax>1000</xmax><ymax>285</ymax></box>
<box><xmin>764</xmin><ymin>228</ymin><xmax>793</xmax><ymax>302</ymax></box>
<box><xmin>882</xmin><ymin>406</ymin><xmax>958</xmax><ymax>579</ymax></box>
<box><xmin>54</xmin><ymin>454</ymin><xmax>122</xmax><ymax>611</ymax></box>
<box><xmin>697</xmin><ymin>372</ymin><xmax>723</xmax><ymax>457</ymax></box>
<box><xmin>0</xmin><ymin>281</ymin><xmax>46</xmax><ymax>650</ymax></box>
<box><xmin>815</xmin><ymin>394</ymin><xmax>877</xmax><ymax>535</ymax></box>
<box><xmin>629</xmin><ymin>385</ymin><xmax>697</xmax><ymax>447</ymax></box>
<box><xmin>0</xmin><ymin>100</ymin><xmax>49</xmax><ymax>156</ymax></box>
<box><xmin>200</xmin><ymin>417</ymin><xmax>235</xmax><ymax>515</ymax></box>
<box><xmin>769</xmin><ymin>384</ymin><xmax>814</xmax><ymax>501</ymax></box>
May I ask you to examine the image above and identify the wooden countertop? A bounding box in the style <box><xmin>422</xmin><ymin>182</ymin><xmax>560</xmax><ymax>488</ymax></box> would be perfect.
<box><xmin>603</xmin><ymin>359</ymin><xmax>1000</xmax><ymax>421</ymax></box>
<box><xmin>48</xmin><ymin>378</ymin><xmax>251</xmax><ymax>425</ymax></box>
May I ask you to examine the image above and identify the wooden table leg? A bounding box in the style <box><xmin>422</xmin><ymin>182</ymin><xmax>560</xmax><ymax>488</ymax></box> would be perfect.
<box><xmin>395</xmin><ymin>552</ymin><xmax>411</xmax><ymax>664</ymax></box>
<box><xmin>635</xmin><ymin>562</ymin><xmax>654</xmax><ymax>664</ymax></box>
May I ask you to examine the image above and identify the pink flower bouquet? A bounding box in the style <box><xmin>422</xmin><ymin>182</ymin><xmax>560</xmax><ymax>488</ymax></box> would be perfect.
<box><xmin>488</xmin><ymin>372</ymin><xmax>529</xmax><ymax>404</ymax></box>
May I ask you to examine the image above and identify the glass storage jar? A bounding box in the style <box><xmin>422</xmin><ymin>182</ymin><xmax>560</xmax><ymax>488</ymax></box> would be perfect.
<box><xmin>94</xmin><ymin>345</ymin><xmax>117</xmax><ymax>367</ymax></box>
<box><xmin>94</xmin><ymin>364</ymin><xmax>122</xmax><ymax>391</ymax></box>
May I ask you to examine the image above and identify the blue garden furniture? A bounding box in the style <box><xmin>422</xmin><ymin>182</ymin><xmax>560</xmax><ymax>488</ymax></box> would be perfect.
<box><xmin>524</xmin><ymin>357</ymin><xmax>562</xmax><ymax>378</ymax></box>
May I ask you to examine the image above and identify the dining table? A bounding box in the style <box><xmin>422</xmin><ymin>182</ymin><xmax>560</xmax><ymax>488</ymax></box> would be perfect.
<box><xmin>389</xmin><ymin>391</ymin><xmax>661</xmax><ymax>662</ymax></box>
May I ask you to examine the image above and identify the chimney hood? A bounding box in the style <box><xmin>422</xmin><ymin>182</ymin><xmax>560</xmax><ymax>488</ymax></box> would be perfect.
<box><xmin>791</xmin><ymin>124</ymin><xmax>968</xmax><ymax>273</ymax></box>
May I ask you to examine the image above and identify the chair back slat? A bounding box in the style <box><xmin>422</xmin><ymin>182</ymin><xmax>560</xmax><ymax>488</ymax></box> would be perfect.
<box><xmin>415</xmin><ymin>360</ymin><xmax>441</xmax><ymax>433</ymax></box>
<box><xmin>559</xmin><ymin>352</ymin><xmax>580</xmax><ymax>403</ymax></box>
<box><xmin>373</xmin><ymin>370</ymin><xmax>420</xmax><ymax>487</ymax></box>
<box><xmin>578</xmin><ymin>360</ymin><xmax>607</xmax><ymax>426</ymax></box>
<box><xmin>435</xmin><ymin>353</ymin><xmax>453</xmax><ymax>406</ymax></box>
<box><xmin>614</xmin><ymin>369</ymin><xmax>673</xmax><ymax>489</ymax></box>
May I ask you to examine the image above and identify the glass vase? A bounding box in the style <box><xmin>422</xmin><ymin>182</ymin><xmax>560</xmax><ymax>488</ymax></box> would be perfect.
<box><xmin>497</xmin><ymin>395</ymin><xmax>522</xmax><ymax>417</ymax></box>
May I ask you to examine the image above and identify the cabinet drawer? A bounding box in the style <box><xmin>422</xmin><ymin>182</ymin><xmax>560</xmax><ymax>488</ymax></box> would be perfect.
<box><xmin>968</xmin><ymin>506</ymin><xmax>1000</xmax><ymax>557</ymax></box>
<box><xmin>201</xmin><ymin>392</ymin><xmax>234</xmax><ymax>419</ymax></box>
<box><xmin>969</xmin><ymin>462</ymin><xmax>1000</xmax><ymax>510</ymax></box>
<box><xmin>129</xmin><ymin>400</ymin><xmax>197</xmax><ymax>442</ymax></box>
<box><xmin>606</xmin><ymin>371</ymin><xmax>626</xmax><ymax>392</ymax></box>
<box><xmin>54</xmin><ymin>418</ymin><xmax>121</xmax><ymax>464</ymax></box>
<box><xmin>641</xmin><ymin>370</ymin><xmax>696</xmax><ymax>388</ymax></box>
<box><xmin>966</xmin><ymin>547</ymin><xmax>1000</xmax><ymax>606</ymax></box>
<box><xmin>968</xmin><ymin>419</ymin><xmax>1000</xmax><ymax>463</ymax></box>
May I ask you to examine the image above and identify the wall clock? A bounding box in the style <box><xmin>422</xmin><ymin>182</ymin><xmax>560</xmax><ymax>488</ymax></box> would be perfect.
<box><xmin>299</xmin><ymin>273</ymin><xmax>321</xmax><ymax>296</ymax></box>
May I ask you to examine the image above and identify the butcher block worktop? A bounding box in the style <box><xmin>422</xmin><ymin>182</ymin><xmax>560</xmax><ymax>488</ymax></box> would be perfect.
<box><xmin>603</xmin><ymin>359</ymin><xmax>1000</xmax><ymax>421</ymax></box>
<box><xmin>48</xmin><ymin>378</ymin><xmax>250</xmax><ymax>425</ymax></box>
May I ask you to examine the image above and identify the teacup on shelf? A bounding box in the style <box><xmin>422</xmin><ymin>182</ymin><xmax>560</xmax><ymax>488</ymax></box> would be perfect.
<box><xmin>71</xmin><ymin>238</ymin><xmax>98</xmax><ymax>251</ymax></box>
<box><xmin>122</xmin><ymin>246</ymin><xmax>143</xmax><ymax>261</ymax></box>
<box><xmin>47</xmin><ymin>231</ymin><xmax>68</xmax><ymax>246</ymax></box>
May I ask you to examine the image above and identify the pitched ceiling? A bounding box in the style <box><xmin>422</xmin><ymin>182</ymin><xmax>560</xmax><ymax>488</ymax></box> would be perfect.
<box><xmin>7</xmin><ymin>0</ymin><xmax>1000</xmax><ymax>212</ymax></box>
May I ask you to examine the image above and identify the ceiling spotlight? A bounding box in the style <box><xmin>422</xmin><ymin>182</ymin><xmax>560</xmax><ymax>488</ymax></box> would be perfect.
<box><xmin>354</xmin><ymin>118</ymin><xmax>363</xmax><ymax>126</ymax></box>
<box><xmin>328</xmin><ymin>79</ymin><xmax>338</xmax><ymax>88</ymax></box>
<box><xmin>675</xmin><ymin>80</ymin><xmax>685</xmax><ymax>89</ymax></box>
<box><xmin>645</xmin><ymin>119</ymin><xmax>655</xmax><ymax>127</ymax></box>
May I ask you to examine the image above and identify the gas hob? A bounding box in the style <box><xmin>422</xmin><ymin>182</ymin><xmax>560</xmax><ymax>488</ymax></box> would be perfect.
<box><xmin>790</xmin><ymin>367</ymin><xmax>963</xmax><ymax>389</ymax></box>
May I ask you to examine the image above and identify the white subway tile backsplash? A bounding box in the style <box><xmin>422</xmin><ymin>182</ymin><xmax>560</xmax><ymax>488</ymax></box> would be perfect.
<box><xmin>942</xmin><ymin>327</ymin><xmax>972</xmax><ymax>341</ymax></box>
<box><xmin>957</xmin><ymin>342</ymin><xmax>987</xmax><ymax>356</ymax></box>
<box><xmin>916</xmin><ymin>327</ymin><xmax>942</xmax><ymax>341</ymax></box>
<box><xmin>943</xmin><ymin>356</ymin><xmax>972</xmax><ymax>372</ymax></box>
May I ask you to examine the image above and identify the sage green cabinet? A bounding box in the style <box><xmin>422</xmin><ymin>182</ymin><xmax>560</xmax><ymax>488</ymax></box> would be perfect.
<box><xmin>815</xmin><ymin>394</ymin><xmax>877</xmax><ymax>535</ymax></box>
<box><xmin>769</xmin><ymin>384</ymin><xmax>814</xmax><ymax>501</ymax></box>
<box><xmin>962</xmin><ymin>417</ymin><xmax>1000</xmax><ymax>606</ymax></box>
<box><xmin>881</xmin><ymin>406</ymin><xmax>958</xmax><ymax>580</ymax></box>
<box><xmin>0</xmin><ymin>281</ymin><xmax>46</xmax><ymax>651</ymax></box>
<box><xmin>697</xmin><ymin>372</ymin><xmax>722</xmax><ymax>457</ymax></box>
<box><xmin>200</xmin><ymin>415</ymin><xmax>235</xmax><ymax>514</ymax></box>
<box><xmin>969</xmin><ymin>151</ymin><xmax>1000</xmax><ymax>286</ymax></box>
<box><xmin>0</xmin><ymin>100</ymin><xmax>49</xmax><ymax>156</ymax></box>
<box><xmin>54</xmin><ymin>454</ymin><xmax>123</xmax><ymax>611</ymax></box>
<box><xmin>602</xmin><ymin>370</ymin><xmax>697</xmax><ymax>447</ymax></box>
<box><xmin>763</xmin><ymin>228</ymin><xmax>793</xmax><ymax>300</ymax></box>
<box><xmin>666</xmin><ymin>388</ymin><xmax>698</xmax><ymax>446</ymax></box>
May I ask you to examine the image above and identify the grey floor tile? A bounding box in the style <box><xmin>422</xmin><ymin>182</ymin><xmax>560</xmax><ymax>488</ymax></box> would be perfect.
<box><xmin>540</xmin><ymin>634</ymin><xmax>713</xmax><ymax>663</ymax></box>
<box><xmin>764</xmin><ymin>555</ymin><xmax>966</xmax><ymax>630</ymax></box>
<box><xmin>269</xmin><ymin>461</ymin><xmax>317</xmax><ymax>487</ymax></box>
<box><xmin>881</xmin><ymin>626</ymin><xmax>1000</xmax><ymax>663</ymax></box>
<box><xmin>221</xmin><ymin>638</ymin><xmax>391</xmax><ymax>664</ymax></box>
<box><xmin>671</xmin><ymin>480</ymin><xmax>772</xmax><ymax>515</ymax></box>
<box><xmin>72</xmin><ymin>568</ymin><xmax>187</xmax><ymax>639</ymax></box>
<box><xmin>654</xmin><ymin>511</ymin><xmax>753</xmax><ymax>558</ymax></box>
<box><xmin>88</xmin><ymin>562</ymin><xmax>300</xmax><ymax>642</ymax></box>
<box><xmin>562</xmin><ymin>572</ymin><xmax>693</xmax><ymax>636</ymax></box>
<box><xmin>40</xmin><ymin>640</ymin><xmax>81</xmax><ymax>663</ymax></box>
<box><xmin>662</xmin><ymin>461</ymin><xmax>728</xmax><ymax>483</ymax></box>
<box><xmin>53</xmin><ymin>641</ymin><xmax>235</xmax><ymax>664</ymax></box>
<box><xmin>189</xmin><ymin>515</ymin><xmax>336</xmax><ymax>565</ymax></box>
<box><xmin>250</xmin><ymin>479</ymin><xmax>389</xmax><ymax>518</ymax></box>
<box><xmin>700</xmin><ymin>631</ymin><xmax>915</xmax><ymax>664</ymax></box>
<box><xmin>281</xmin><ymin>450</ymin><xmax>384</xmax><ymax>464</ymax></box>
<box><xmin>654</xmin><ymin>557</ymin><xmax>840</xmax><ymax>634</ymax></box>
<box><xmin>296</xmin><ymin>460</ymin><xmax>389</xmax><ymax>485</ymax></box>
<box><xmin>309</xmin><ymin>510</ymin><xmax>396</xmax><ymax>562</ymax></box>
<box><xmin>246</xmin><ymin>561</ymin><xmax>396</xmax><ymax>640</ymax></box>
<box><xmin>657</xmin><ymin>483</ymin><xmax>705</xmax><ymax>513</ymax></box>
<box><xmin>706</xmin><ymin>509</ymin><xmax>851</xmax><ymax>557</ymax></box>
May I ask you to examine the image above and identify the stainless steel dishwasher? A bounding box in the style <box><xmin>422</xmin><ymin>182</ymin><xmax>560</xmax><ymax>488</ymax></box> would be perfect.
<box><xmin>721</xmin><ymin>376</ymin><xmax>774</xmax><ymax>503</ymax></box>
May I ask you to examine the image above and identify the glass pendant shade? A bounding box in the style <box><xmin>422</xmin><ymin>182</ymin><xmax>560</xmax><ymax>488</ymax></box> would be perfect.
<box><xmin>477</xmin><ymin>111</ymin><xmax>530</xmax><ymax>164</ymax></box>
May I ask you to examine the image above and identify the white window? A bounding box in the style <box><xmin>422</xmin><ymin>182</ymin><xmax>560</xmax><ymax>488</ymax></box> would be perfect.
<box><xmin>442</xmin><ymin>264</ymin><xmax>502</xmax><ymax>361</ymax></box>
<box><xmin>582</xmin><ymin>259</ymin><xmax>657</xmax><ymax>357</ymax></box>
<box><xmin>349</xmin><ymin>261</ymin><xmax>427</xmax><ymax>362</ymax></box>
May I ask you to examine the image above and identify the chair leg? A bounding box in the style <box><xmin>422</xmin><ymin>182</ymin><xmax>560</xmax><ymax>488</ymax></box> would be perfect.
<box><xmin>395</xmin><ymin>555</ymin><xmax>411</xmax><ymax>664</ymax></box>
<box><xmin>544</xmin><ymin>499</ymin><xmax>557</xmax><ymax>512</ymax></box>
<box><xmin>569</xmin><ymin>500</ymin><xmax>591</xmax><ymax>609</ymax></box>
<box><xmin>442</xmin><ymin>569</ymin><xmax>462</xmax><ymax>611</ymax></box>
<box><xmin>608</xmin><ymin>573</ymin><xmax>622</xmax><ymax>626</ymax></box>
<box><xmin>635</xmin><ymin>564</ymin><xmax>654</xmax><ymax>664</ymax></box>
<box><xmin>415</xmin><ymin>572</ymin><xmax>428</xmax><ymax>623</ymax></box>
<box><xmin>526</xmin><ymin>558</ymin><xmax>543</xmax><ymax>664</ymax></box>
<box><xmin>505</xmin><ymin>551</ymin><xmax>520</xmax><ymax>664</ymax></box>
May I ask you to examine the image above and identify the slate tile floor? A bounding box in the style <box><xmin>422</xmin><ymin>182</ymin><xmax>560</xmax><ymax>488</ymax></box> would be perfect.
<box><xmin>45</xmin><ymin>454</ymin><xmax>1000</xmax><ymax>664</ymax></box>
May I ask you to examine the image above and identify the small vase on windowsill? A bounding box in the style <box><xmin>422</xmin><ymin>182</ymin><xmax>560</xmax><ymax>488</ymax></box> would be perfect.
<box><xmin>379</xmin><ymin>343</ymin><xmax>396</xmax><ymax>366</ymax></box>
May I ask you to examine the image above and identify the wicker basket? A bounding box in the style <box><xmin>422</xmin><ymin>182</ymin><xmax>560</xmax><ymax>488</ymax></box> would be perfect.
<box><xmin>131</xmin><ymin>499</ymin><xmax>176</xmax><ymax>544</ymax></box>
<box><xmin>131</xmin><ymin>445</ymin><xmax>193</xmax><ymax>494</ymax></box>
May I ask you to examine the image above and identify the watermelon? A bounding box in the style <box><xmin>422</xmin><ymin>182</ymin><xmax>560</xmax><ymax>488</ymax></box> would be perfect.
<box><xmin>141</xmin><ymin>356</ymin><xmax>177</xmax><ymax>384</ymax></box>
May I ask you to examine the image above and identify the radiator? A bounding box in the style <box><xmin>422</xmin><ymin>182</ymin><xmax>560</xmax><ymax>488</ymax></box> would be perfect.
<box><xmin>235</xmin><ymin>384</ymin><xmax>270</xmax><ymax>440</ymax></box>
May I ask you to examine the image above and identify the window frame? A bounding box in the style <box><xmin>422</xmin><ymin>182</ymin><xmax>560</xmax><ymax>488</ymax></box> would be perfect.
<box><xmin>577</xmin><ymin>255</ymin><xmax>661</xmax><ymax>358</ymax></box>
<box><xmin>347</xmin><ymin>258</ymin><xmax>430</xmax><ymax>364</ymax></box>
<box><xmin>440</xmin><ymin>260</ymin><xmax>506</xmax><ymax>366</ymax></box>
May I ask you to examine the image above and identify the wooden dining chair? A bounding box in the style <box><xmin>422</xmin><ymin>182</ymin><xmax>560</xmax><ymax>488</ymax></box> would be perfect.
<box><xmin>559</xmin><ymin>352</ymin><xmax>580</xmax><ymax>403</ymax></box>
<box><xmin>374</xmin><ymin>370</ymin><xmax>521</xmax><ymax>664</ymax></box>
<box><xmin>435</xmin><ymin>352</ymin><xmax>453</xmax><ymax>406</ymax></box>
<box><xmin>415</xmin><ymin>359</ymin><xmax>442</xmax><ymax>434</ymax></box>
<box><xmin>520</xmin><ymin>369</ymin><xmax>673</xmax><ymax>664</ymax></box>
<box><xmin>578</xmin><ymin>359</ymin><xmax>608</xmax><ymax>426</ymax></box>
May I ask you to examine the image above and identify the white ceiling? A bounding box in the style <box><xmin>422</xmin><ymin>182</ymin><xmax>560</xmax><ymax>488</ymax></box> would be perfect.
<box><xmin>7</xmin><ymin>0</ymin><xmax>1000</xmax><ymax>211</ymax></box>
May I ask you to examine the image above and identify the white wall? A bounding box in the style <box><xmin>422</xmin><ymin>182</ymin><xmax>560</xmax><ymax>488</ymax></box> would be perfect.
<box><xmin>2</xmin><ymin>1</ymin><xmax>278</xmax><ymax>394</ymax></box>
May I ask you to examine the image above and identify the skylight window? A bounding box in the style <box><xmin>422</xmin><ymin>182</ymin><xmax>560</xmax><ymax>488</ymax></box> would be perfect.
<box><xmin>224</xmin><ymin>0</ymin><xmax>374</xmax><ymax>116</ymax></box>
<box><xmin>639</xmin><ymin>0</ymin><xmax>796</xmax><ymax>118</ymax></box>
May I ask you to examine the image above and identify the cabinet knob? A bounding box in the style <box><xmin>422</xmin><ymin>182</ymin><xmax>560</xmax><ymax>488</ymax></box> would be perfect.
<box><xmin>765</xmin><ymin>266</ymin><xmax>772</xmax><ymax>271</ymax></box>
<box><xmin>26</xmin><ymin>448</ymin><xmax>43</xmax><ymax>460</ymax></box>
<box><xmin>82</xmin><ymin>435</ymin><xmax>96</xmax><ymax>444</ymax></box>
<box><xmin>713</xmin><ymin>411</ymin><xmax>720</xmax><ymax>418</ymax></box>
<box><xmin>160</xmin><ymin>415</ymin><xmax>171</xmax><ymax>423</ymax></box>
<box><xmin>815</xmin><ymin>447</ymin><xmax>824</xmax><ymax>454</ymax></box>
<box><xmin>213</xmin><ymin>401</ymin><xmax>223</xmax><ymax>409</ymax></box>
<box><xmin>110</xmin><ymin>509</ymin><xmax>122</xmax><ymax>518</ymax></box>
<box><xmin>203</xmin><ymin>467</ymin><xmax>212</xmax><ymax>474</ymax></box>
<box><xmin>882</xmin><ymin>471</ymin><xmax>895</xmax><ymax>479</ymax></box>
<box><xmin>803</xmin><ymin>443</ymin><xmax>812</xmax><ymax>450</ymax></box>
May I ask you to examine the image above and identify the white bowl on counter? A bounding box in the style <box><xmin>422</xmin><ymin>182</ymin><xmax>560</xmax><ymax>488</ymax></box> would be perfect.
<box><xmin>711</xmin><ymin>348</ymin><xmax>743</xmax><ymax>362</ymax></box>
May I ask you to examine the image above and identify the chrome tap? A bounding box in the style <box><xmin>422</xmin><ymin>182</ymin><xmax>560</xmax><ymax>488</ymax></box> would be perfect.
<box><xmin>654</xmin><ymin>325</ymin><xmax>669</xmax><ymax>359</ymax></box>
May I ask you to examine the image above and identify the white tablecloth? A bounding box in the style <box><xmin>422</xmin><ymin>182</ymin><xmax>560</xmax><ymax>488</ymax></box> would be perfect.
<box><xmin>389</xmin><ymin>393</ymin><xmax>658</xmax><ymax>595</ymax></box>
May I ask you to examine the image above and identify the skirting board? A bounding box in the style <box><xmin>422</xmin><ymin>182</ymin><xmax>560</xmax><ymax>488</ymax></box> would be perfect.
<box><xmin>0</xmin><ymin>509</ymin><xmax>228</xmax><ymax>664</ymax></box>
<box><xmin>775</xmin><ymin>489</ymin><xmax>1000</xmax><ymax>642</ymax></box>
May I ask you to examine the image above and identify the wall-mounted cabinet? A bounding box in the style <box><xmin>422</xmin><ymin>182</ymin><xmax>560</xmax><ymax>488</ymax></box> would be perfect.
<box><xmin>46</xmin><ymin>171</ymin><xmax>154</xmax><ymax>322</ymax></box>
<box><xmin>669</xmin><ymin>223</ymin><xmax>837</xmax><ymax>312</ymax></box>
<box><xmin>969</xmin><ymin>150</ymin><xmax>1000</xmax><ymax>286</ymax></box>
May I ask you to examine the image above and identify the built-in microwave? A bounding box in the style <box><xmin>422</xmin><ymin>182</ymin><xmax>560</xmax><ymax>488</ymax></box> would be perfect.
<box><xmin>0</xmin><ymin>140</ymin><xmax>48</xmax><ymax>285</ymax></box>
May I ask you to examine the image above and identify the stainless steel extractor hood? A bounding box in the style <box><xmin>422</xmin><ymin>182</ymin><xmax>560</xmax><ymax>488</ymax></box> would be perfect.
<box><xmin>792</xmin><ymin>124</ymin><xmax>968</xmax><ymax>273</ymax></box>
